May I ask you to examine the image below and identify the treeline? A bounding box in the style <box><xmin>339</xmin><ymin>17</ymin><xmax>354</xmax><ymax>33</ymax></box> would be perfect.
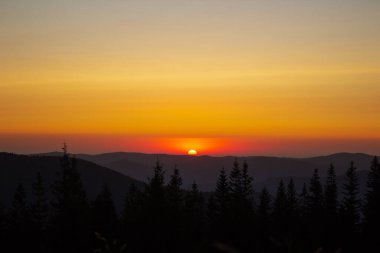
<box><xmin>0</xmin><ymin>149</ymin><xmax>380</xmax><ymax>253</ymax></box>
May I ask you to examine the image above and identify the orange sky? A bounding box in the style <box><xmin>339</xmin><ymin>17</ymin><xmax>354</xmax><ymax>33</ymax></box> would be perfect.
<box><xmin>1</xmin><ymin>0</ymin><xmax>379</xmax><ymax>156</ymax></box>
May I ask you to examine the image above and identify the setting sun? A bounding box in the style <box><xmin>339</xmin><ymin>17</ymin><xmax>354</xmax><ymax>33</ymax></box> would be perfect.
<box><xmin>188</xmin><ymin>149</ymin><xmax>198</xmax><ymax>156</ymax></box>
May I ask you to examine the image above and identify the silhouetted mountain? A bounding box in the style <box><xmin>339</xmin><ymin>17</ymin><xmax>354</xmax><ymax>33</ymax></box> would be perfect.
<box><xmin>40</xmin><ymin>152</ymin><xmax>376</xmax><ymax>193</ymax></box>
<box><xmin>0</xmin><ymin>152</ymin><xmax>143</xmax><ymax>212</ymax></box>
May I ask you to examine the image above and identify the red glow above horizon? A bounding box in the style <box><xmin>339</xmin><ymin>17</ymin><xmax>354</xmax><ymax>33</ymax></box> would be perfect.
<box><xmin>0</xmin><ymin>133</ymin><xmax>379</xmax><ymax>157</ymax></box>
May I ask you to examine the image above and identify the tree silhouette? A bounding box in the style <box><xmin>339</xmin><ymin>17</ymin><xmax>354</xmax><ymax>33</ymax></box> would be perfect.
<box><xmin>340</xmin><ymin>161</ymin><xmax>360</xmax><ymax>250</ymax></box>
<box><xmin>7</xmin><ymin>184</ymin><xmax>33</xmax><ymax>252</ymax></box>
<box><xmin>363</xmin><ymin>156</ymin><xmax>380</xmax><ymax>246</ymax></box>
<box><xmin>286</xmin><ymin>178</ymin><xmax>298</xmax><ymax>217</ymax></box>
<box><xmin>50</xmin><ymin>144</ymin><xmax>90</xmax><ymax>253</ymax></box>
<box><xmin>184</xmin><ymin>182</ymin><xmax>204</xmax><ymax>253</ymax></box>
<box><xmin>241</xmin><ymin>161</ymin><xmax>254</xmax><ymax>200</ymax></box>
<box><xmin>31</xmin><ymin>172</ymin><xmax>49</xmax><ymax>252</ymax></box>
<box><xmin>121</xmin><ymin>182</ymin><xmax>143</xmax><ymax>253</ymax></box>
<box><xmin>273</xmin><ymin>179</ymin><xmax>288</xmax><ymax>248</ymax></box>
<box><xmin>91</xmin><ymin>184</ymin><xmax>118</xmax><ymax>239</ymax></box>
<box><xmin>306</xmin><ymin>169</ymin><xmax>324</xmax><ymax>249</ymax></box>
<box><xmin>143</xmin><ymin>159</ymin><xmax>168</xmax><ymax>252</ymax></box>
<box><xmin>209</xmin><ymin>168</ymin><xmax>230</xmax><ymax>243</ymax></box>
<box><xmin>167</xmin><ymin>166</ymin><xmax>185</xmax><ymax>253</ymax></box>
<box><xmin>229</xmin><ymin>159</ymin><xmax>242</xmax><ymax>198</ymax></box>
<box><xmin>324</xmin><ymin>163</ymin><xmax>338</xmax><ymax>248</ymax></box>
<box><xmin>167</xmin><ymin>166</ymin><xmax>183</xmax><ymax>210</ymax></box>
<box><xmin>228</xmin><ymin>160</ymin><xmax>254</xmax><ymax>251</ymax></box>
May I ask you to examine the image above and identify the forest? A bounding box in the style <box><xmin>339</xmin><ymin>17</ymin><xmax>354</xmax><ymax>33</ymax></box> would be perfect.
<box><xmin>0</xmin><ymin>148</ymin><xmax>379</xmax><ymax>253</ymax></box>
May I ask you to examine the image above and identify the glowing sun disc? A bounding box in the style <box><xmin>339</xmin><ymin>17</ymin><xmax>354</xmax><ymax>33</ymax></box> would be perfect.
<box><xmin>188</xmin><ymin>149</ymin><xmax>198</xmax><ymax>155</ymax></box>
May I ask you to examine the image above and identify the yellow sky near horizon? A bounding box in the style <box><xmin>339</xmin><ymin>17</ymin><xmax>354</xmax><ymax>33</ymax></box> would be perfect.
<box><xmin>1</xmin><ymin>0</ymin><xmax>380</xmax><ymax>154</ymax></box>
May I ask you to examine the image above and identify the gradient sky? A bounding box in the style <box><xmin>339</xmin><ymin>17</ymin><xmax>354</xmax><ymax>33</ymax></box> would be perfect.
<box><xmin>1</xmin><ymin>0</ymin><xmax>379</xmax><ymax>156</ymax></box>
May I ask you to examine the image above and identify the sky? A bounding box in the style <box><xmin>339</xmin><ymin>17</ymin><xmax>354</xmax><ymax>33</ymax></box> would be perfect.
<box><xmin>0</xmin><ymin>0</ymin><xmax>379</xmax><ymax>156</ymax></box>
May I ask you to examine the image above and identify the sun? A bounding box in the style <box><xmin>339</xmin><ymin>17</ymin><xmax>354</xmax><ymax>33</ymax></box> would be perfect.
<box><xmin>187</xmin><ymin>149</ymin><xmax>198</xmax><ymax>155</ymax></box>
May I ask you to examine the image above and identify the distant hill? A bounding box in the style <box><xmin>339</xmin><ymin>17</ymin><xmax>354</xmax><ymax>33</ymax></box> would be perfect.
<box><xmin>0</xmin><ymin>152</ymin><xmax>143</xmax><ymax>212</ymax></box>
<box><xmin>40</xmin><ymin>152</ymin><xmax>376</xmax><ymax>193</ymax></box>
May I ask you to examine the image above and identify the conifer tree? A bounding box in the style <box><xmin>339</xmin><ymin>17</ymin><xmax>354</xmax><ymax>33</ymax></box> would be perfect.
<box><xmin>9</xmin><ymin>184</ymin><xmax>30</xmax><ymax>227</ymax></box>
<box><xmin>325</xmin><ymin>164</ymin><xmax>338</xmax><ymax>220</ymax></box>
<box><xmin>273</xmin><ymin>179</ymin><xmax>287</xmax><ymax>238</ymax></box>
<box><xmin>324</xmin><ymin>164</ymin><xmax>338</xmax><ymax>248</ymax></box>
<box><xmin>143</xmin><ymin>159</ymin><xmax>168</xmax><ymax>252</ymax></box>
<box><xmin>306</xmin><ymin>169</ymin><xmax>324</xmax><ymax>248</ymax></box>
<box><xmin>91</xmin><ymin>184</ymin><xmax>118</xmax><ymax>239</ymax></box>
<box><xmin>7</xmin><ymin>184</ymin><xmax>33</xmax><ymax>252</ymax></box>
<box><xmin>31</xmin><ymin>172</ymin><xmax>49</xmax><ymax>230</ymax></box>
<box><xmin>307</xmin><ymin>169</ymin><xmax>323</xmax><ymax>215</ymax></box>
<box><xmin>167</xmin><ymin>166</ymin><xmax>183</xmax><ymax>209</ymax></box>
<box><xmin>230</xmin><ymin>159</ymin><xmax>242</xmax><ymax>197</ymax></box>
<box><xmin>214</xmin><ymin>168</ymin><xmax>230</xmax><ymax>219</ymax></box>
<box><xmin>31</xmin><ymin>172</ymin><xmax>49</xmax><ymax>252</ymax></box>
<box><xmin>341</xmin><ymin>162</ymin><xmax>360</xmax><ymax>235</ymax></box>
<box><xmin>258</xmin><ymin>187</ymin><xmax>271</xmax><ymax>225</ymax></box>
<box><xmin>363</xmin><ymin>157</ymin><xmax>380</xmax><ymax>238</ymax></box>
<box><xmin>50</xmin><ymin>144</ymin><xmax>90</xmax><ymax>253</ymax></box>
<box><xmin>287</xmin><ymin>178</ymin><xmax>298</xmax><ymax>215</ymax></box>
<box><xmin>122</xmin><ymin>182</ymin><xmax>143</xmax><ymax>253</ymax></box>
<box><xmin>184</xmin><ymin>182</ymin><xmax>204</xmax><ymax>253</ymax></box>
<box><xmin>299</xmin><ymin>183</ymin><xmax>308</xmax><ymax>216</ymax></box>
<box><xmin>210</xmin><ymin>168</ymin><xmax>230</xmax><ymax>242</ymax></box>
<box><xmin>241</xmin><ymin>160</ymin><xmax>254</xmax><ymax>208</ymax></box>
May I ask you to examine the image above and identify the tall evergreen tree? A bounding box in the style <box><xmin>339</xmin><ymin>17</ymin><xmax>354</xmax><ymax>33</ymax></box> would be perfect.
<box><xmin>166</xmin><ymin>166</ymin><xmax>184</xmax><ymax>253</ymax></box>
<box><xmin>257</xmin><ymin>187</ymin><xmax>272</xmax><ymax>252</ymax></box>
<box><xmin>210</xmin><ymin>168</ymin><xmax>230</xmax><ymax>242</ymax></box>
<box><xmin>241</xmin><ymin>160</ymin><xmax>254</xmax><ymax>207</ymax></box>
<box><xmin>31</xmin><ymin>172</ymin><xmax>49</xmax><ymax>252</ymax></box>
<box><xmin>7</xmin><ymin>184</ymin><xmax>33</xmax><ymax>252</ymax></box>
<box><xmin>258</xmin><ymin>187</ymin><xmax>271</xmax><ymax>226</ymax></box>
<box><xmin>143</xmin><ymin>159</ymin><xmax>168</xmax><ymax>252</ymax></box>
<box><xmin>325</xmin><ymin>164</ymin><xmax>338</xmax><ymax>220</ymax></box>
<box><xmin>31</xmin><ymin>172</ymin><xmax>49</xmax><ymax>230</ymax></box>
<box><xmin>122</xmin><ymin>182</ymin><xmax>143</xmax><ymax>253</ymax></box>
<box><xmin>91</xmin><ymin>184</ymin><xmax>118</xmax><ymax>239</ymax></box>
<box><xmin>363</xmin><ymin>157</ymin><xmax>380</xmax><ymax>239</ymax></box>
<box><xmin>214</xmin><ymin>168</ymin><xmax>230</xmax><ymax>219</ymax></box>
<box><xmin>286</xmin><ymin>178</ymin><xmax>298</xmax><ymax>216</ymax></box>
<box><xmin>229</xmin><ymin>159</ymin><xmax>242</xmax><ymax>197</ymax></box>
<box><xmin>273</xmin><ymin>179</ymin><xmax>287</xmax><ymax>241</ymax></box>
<box><xmin>184</xmin><ymin>182</ymin><xmax>204</xmax><ymax>253</ymax></box>
<box><xmin>324</xmin><ymin>164</ymin><xmax>338</xmax><ymax>249</ymax></box>
<box><xmin>50</xmin><ymin>144</ymin><xmax>90</xmax><ymax>253</ymax></box>
<box><xmin>299</xmin><ymin>183</ymin><xmax>309</xmax><ymax>217</ymax></box>
<box><xmin>306</xmin><ymin>169</ymin><xmax>324</xmax><ymax>249</ymax></box>
<box><xmin>167</xmin><ymin>166</ymin><xmax>183</xmax><ymax>208</ymax></box>
<box><xmin>340</xmin><ymin>162</ymin><xmax>360</xmax><ymax>237</ymax></box>
<box><xmin>307</xmin><ymin>169</ymin><xmax>323</xmax><ymax>215</ymax></box>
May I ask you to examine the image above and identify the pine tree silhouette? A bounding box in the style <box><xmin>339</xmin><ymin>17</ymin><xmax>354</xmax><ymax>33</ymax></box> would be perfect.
<box><xmin>31</xmin><ymin>172</ymin><xmax>49</xmax><ymax>252</ymax></box>
<box><xmin>273</xmin><ymin>179</ymin><xmax>287</xmax><ymax>246</ymax></box>
<box><xmin>144</xmin><ymin>159</ymin><xmax>168</xmax><ymax>253</ymax></box>
<box><xmin>306</xmin><ymin>169</ymin><xmax>324</xmax><ymax>249</ymax></box>
<box><xmin>324</xmin><ymin>163</ymin><xmax>338</xmax><ymax>249</ymax></box>
<box><xmin>50</xmin><ymin>144</ymin><xmax>90</xmax><ymax>253</ymax></box>
<box><xmin>121</xmin><ymin>182</ymin><xmax>143</xmax><ymax>253</ymax></box>
<box><xmin>210</xmin><ymin>168</ymin><xmax>230</xmax><ymax>243</ymax></box>
<box><xmin>7</xmin><ymin>184</ymin><xmax>33</xmax><ymax>252</ymax></box>
<box><xmin>167</xmin><ymin>166</ymin><xmax>185</xmax><ymax>253</ymax></box>
<box><xmin>363</xmin><ymin>156</ymin><xmax>380</xmax><ymax>245</ymax></box>
<box><xmin>184</xmin><ymin>182</ymin><xmax>204</xmax><ymax>253</ymax></box>
<box><xmin>91</xmin><ymin>184</ymin><xmax>118</xmax><ymax>239</ymax></box>
<box><xmin>340</xmin><ymin>161</ymin><xmax>360</xmax><ymax>249</ymax></box>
